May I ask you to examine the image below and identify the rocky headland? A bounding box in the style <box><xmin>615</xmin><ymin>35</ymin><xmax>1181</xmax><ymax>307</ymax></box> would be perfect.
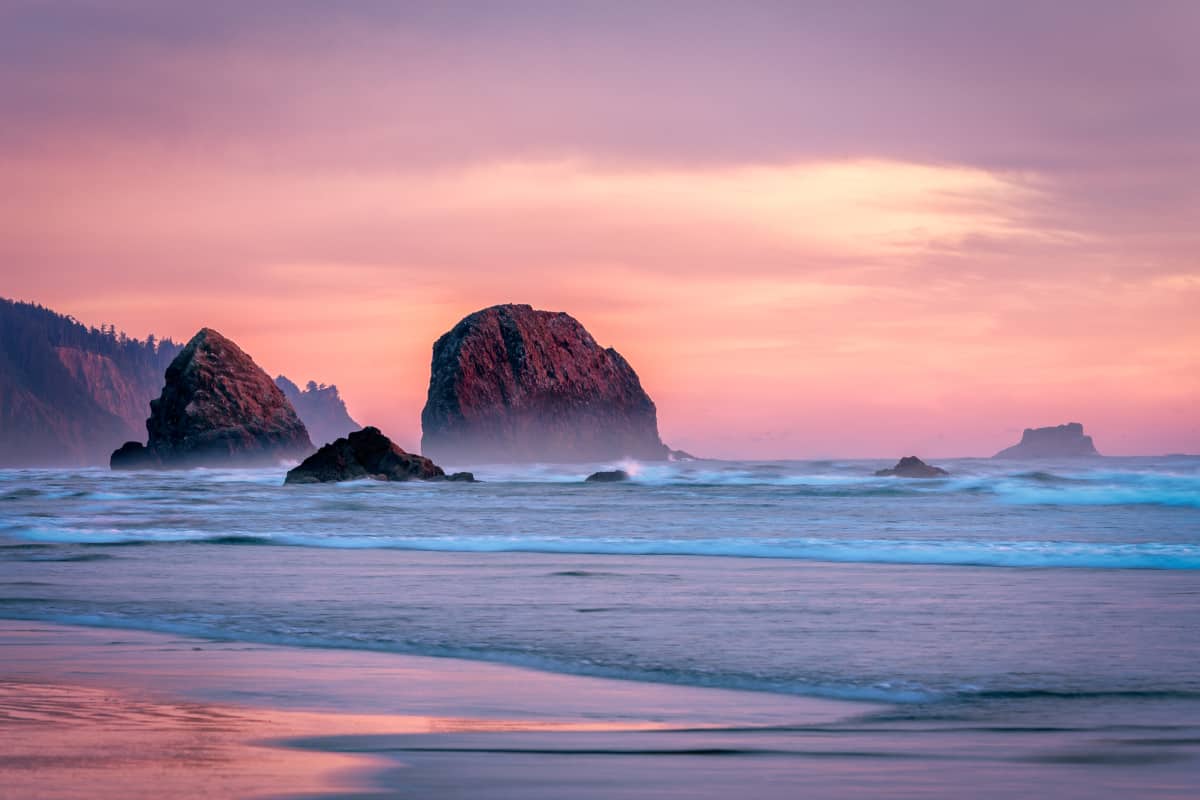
<box><xmin>0</xmin><ymin>297</ymin><xmax>182</xmax><ymax>466</ymax></box>
<box><xmin>285</xmin><ymin>426</ymin><xmax>473</xmax><ymax>484</ymax></box>
<box><xmin>993</xmin><ymin>423</ymin><xmax>1100</xmax><ymax>459</ymax></box>
<box><xmin>420</xmin><ymin>304</ymin><xmax>670</xmax><ymax>463</ymax></box>
<box><xmin>111</xmin><ymin>328</ymin><xmax>313</xmax><ymax>469</ymax></box>
<box><xmin>275</xmin><ymin>376</ymin><xmax>360</xmax><ymax>446</ymax></box>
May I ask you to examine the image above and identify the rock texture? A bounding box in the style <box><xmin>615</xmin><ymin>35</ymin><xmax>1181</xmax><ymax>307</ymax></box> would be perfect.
<box><xmin>421</xmin><ymin>304</ymin><xmax>669</xmax><ymax>463</ymax></box>
<box><xmin>112</xmin><ymin>328</ymin><xmax>313</xmax><ymax>469</ymax></box>
<box><xmin>275</xmin><ymin>376</ymin><xmax>360</xmax><ymax>447</ymax></box>
<box><xmin>284</xmin><ymin>426</ymin><xmax>456</xmax><ymax>484</ymax></box>
<box><xmin>875</xmin><ymin>456</ymin><xmax>949</xmax><ymax>478</ymax></box>
<box><xmin>585</xmin><ymin>469</ymin><xmax>630</xmax><ymax>483</ymax></box>
<box><xmin>993</xmin><ymin>423</ymin><xmax>1100</xmax><ymax>459</ymax></box>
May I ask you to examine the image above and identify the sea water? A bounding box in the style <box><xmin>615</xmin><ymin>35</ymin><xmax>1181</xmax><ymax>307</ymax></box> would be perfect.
<box><xmin>2</xmin><ymin>456</ymin><xmax>1199</xmax><ymax>789</ymax></box>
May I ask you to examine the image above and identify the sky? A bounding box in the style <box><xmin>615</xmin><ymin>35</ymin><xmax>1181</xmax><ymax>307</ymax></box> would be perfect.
<box><xmin>2</xmin><ymin>1</ymin><xmax>1197</xmax><ymax>458</ymax></box>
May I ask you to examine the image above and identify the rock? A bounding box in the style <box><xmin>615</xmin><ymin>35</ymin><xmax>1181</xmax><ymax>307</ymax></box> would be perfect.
<box><xmin>669</xmin><ymin>448</ymin><xmax>698</xmax><ymax>461</ymax></box>
<box><xmin>275</xmin><ymin>376</ymin><xmax>361</xmax><ymax>447</ymax></box>
<box><xmin>109</xmin><ymin>441</ymin><xmax>161</xmax><ymax>470</ymax></box>
<box><xmin>585</xmin><ymin>469</ymin><xmax>630</xmax><ymax>482</ymax></box>
<box><xmin>111</xmin><ymin>328</ymin><xmax>313</xmax><ymax>468</ymax></box>
<box><xmin>875</xmin><ymin>456</ymin><xmax>949</xmax><ymax>478</ymax></box>
<box><xmin>285</xmin><ymin>426</ymin><xmax>446</xmax><ymax>484</ymax></box>
<box><xmin>440</xmin><ymin>471</ymin><xmax>478</xmax><ymax>482</ymax></box>
<box><xmin>421</xmin><ymin>304</ymin><xmax>670</xmax><ymax>463</ymax></box>
<box><xmin>993</xmin><ymin>423</ymin><xmax>1100</xmax><ymax>458</ymax></box>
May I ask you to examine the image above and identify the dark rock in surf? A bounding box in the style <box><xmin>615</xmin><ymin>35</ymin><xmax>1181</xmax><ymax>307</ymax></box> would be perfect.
<box><xmin>993</xmin><ymin>423</ymin><xmax>1100</xmax><ymax>459</ymax></box>
<box><xmin>109</xmin><ymin>441</ymin><xmax>161</xmax><ymax>470</ymax></box>
<box><xmin>284</xmin><ymin>426</ymin><xmax>446</xmax><ymax>484</ymax></box>
<box><xmin>111</xmin><ymin>328</ymin><xmax>313</xmax><ymax>468</ymax></box>
<box><xmin>585</xmin><ymin>469</ymin><xmax>630</xmax><ymax>483</ymax></box>
<box><xmin>421</xmin><ymin>304</ymin><xmax>670</xmax><ymax>464</ymax></box>
<box><xmin>875</xmin><ymin>456</ymin><xmax>949</xmax><ymax>478</ymax></box>
<box><xmin>440</xmin><ymin>471</ymin><xmax>478</xmax><ymax>482</ymax></box>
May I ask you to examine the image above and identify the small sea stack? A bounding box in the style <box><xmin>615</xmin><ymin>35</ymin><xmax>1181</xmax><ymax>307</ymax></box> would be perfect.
<box><xmin>111</xmin><ymin>328</ymin><xmax>313</xmax><ymax>469</ymax></box>
<box><xmin>993</xmin><ymin>423</ymin><xmax>1100</xmax><ymax>459</ymax></box>
<box><xmin>875</xmin><ymin>456</ymin><xmax>949</xmax><ymax>478</ymax></box>
<box><xmin>284</xmin><ymin>426</ymin><xmax>473</xmax><ymax>484</ymax></box>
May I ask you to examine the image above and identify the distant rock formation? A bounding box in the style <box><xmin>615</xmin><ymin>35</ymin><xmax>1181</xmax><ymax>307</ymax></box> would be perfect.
<box><xmin>993</xmin><ymin>423</ymin><xmax>1100</xmax><ymax>459</ymax></box>
<box><xmin>275</xmin><ymin>376</ymin><xmax>360</xmax><ymax>446</ymax></box>
<box><xmin>875</xmin><ymin>456</ymin><xmax>949</xmax><ymax>478</ymax></box>
<box><xmin>585</xmin><ymin>469</ymin><xmax>630</xmax><ymax>483</ymax></box>
<box><xmin>0</xmin><ymin>297</ymin><xmax>182</xmax><ymax>466</ymax></box>
<box><xmin>111</xmin><ymin>328</ymin><xmax>313</xmax><ymax>469</ymax></box>
<box><xmin>285</xmin><ymin>426</ymin><xmax>473</xmax><ymax>484</ymax></box>
<box><xmin>421</xmin><ymin>304</ymin><xmax>670</xmax><ymax>463</ymax></box>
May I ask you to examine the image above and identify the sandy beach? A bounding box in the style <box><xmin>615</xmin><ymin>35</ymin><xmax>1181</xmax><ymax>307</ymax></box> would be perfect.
<box><xmin>4</xmin><ymin>619</ymin><xmax>1199</xmax><ymax>799</ymax></box>
<box><xmin>0</xmin><ymin>621</ymin><xmax>875</xmax><ymax>799</ymax></box>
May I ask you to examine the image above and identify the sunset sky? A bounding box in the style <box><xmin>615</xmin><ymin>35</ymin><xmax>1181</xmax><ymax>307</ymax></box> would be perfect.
<box><xmin>3</xmin><ymin>1</ymin><xmax>1197</xmax><ymax>457</ymax></box>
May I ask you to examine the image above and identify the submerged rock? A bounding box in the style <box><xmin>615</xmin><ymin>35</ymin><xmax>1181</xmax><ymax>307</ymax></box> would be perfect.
<box><xmin>875</xmin><ymin>456</ymin><xmax>949</xmax><ymax>478</ymax></box>
<box><xmin>993</xmin><ymin>423</ymin><xmax>1100</xmax><ymax>459</ymax></box>
<box><xmin>421</xmin><ymin>304</ymin><xmax>670</xmax><ymax>463</ymax></box>
<box><xmin>111</xmin><ymin>328</ymin><xmax>313</xmax><ymax>469</ymax></box>
<box><xmin>585</xmin><ymin>469</ymin><xmax>630</xmax><ymax>483</ymax></box>
<box><xmin>284</xmin><ymin>426</ymin><xmax>447</xmax><ymax>484</ymax></box>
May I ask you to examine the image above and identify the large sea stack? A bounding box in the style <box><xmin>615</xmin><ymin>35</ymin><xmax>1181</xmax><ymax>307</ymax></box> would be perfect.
<box><xmin>993</xmin><ymin>422</ymin><xmax>1100</xmax><ymax>459</ymax></box>
<box><xmin>111</xmin><ymin>328</ymin><xmax>313</xmax><ymax>469</ymax></box>
<box><xmin>421</xmin><ymin>304</ymin><xmax>669</xmax><ymax>463</ymax></box>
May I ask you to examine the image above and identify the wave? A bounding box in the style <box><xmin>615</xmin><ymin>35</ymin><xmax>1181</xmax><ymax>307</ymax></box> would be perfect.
<box><xmin>9</xmin><ymin>527</ymin><xmax>1200</xmax><ymax>569</ymax></box>
<box><xmin>0</xmin><ymin>610</ymin><xmax>942</xmax><ymax>704</ymax></box>
<box><xmin>8</xmin><ymin>610</ymin><xmax>1200</xmax><ymax>709</ymax></box>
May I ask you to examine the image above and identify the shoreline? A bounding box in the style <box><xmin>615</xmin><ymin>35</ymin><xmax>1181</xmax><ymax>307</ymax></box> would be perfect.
<box><xmin>0</xmin><ymin>620</ymin><xmax>877</xmax><ymax>799</ymax></box>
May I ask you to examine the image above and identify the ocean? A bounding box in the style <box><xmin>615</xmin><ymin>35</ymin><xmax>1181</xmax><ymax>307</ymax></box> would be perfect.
<box><xmin>2</xmin><ymin>456</ymin><xmax>1199</xmax><ymax>794</ymax></box>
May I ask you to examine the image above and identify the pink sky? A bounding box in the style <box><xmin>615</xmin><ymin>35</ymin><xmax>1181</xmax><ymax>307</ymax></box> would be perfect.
<box><xmin>2</xmin><ymin>2</ymin><xmax>1197</xmax><ymax>457</ymax></box>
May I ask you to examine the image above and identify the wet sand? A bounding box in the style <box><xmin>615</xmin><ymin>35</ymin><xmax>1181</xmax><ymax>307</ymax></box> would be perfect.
<box><xmin>0</xmin><ymin>621</ymin><xmax>874</xmax><ymax>799</ymax></box>
<box><xmin>4</xmin><ymin>621</ymin><xmax>1199</xmax><ymax>798</ymax></box>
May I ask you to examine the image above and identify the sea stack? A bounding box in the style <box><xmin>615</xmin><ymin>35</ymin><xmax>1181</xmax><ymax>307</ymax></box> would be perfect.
<box><xmin>993</xmin><ymin>423</ymin><xmax>1100</xmax><ymax>459</ymax></box>
<box><xmin>875</xmin><ymin>456</ymin><xmax>949</xmax><ymax>478</ymax></box>
<box><xmin>111</xmin><ymin>328</ymin><xmax>313</xmax><ymax>469</ymax></box>
<box><xmin>284</xmin><ymin>426</ymin><xmax>472</xmax><ymax>484</ymax></box>
<box><xmin>420</xmin><ymin>304</ymin><xmax>670</xmax><ymax>463</ymax></box>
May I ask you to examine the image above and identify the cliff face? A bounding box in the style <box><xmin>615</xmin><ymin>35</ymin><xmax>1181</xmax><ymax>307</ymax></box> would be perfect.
<box><xmin>0</xmin><ymin>298</ymin><xmax>181</xmax><ymax>466</ymax></box>
<box><xmin>117</xmin><ymin>328</ymin><xmax>313</xmax><ymax>468</ymax></box>
<box><xmin>421</xmin><ymin>304</ymin><xmax>669</xmax><ymax>463</ymax></box>
<box><xmin>275</xmin><ymin>376</ymin><xmax>360</xmax><ymax>447</ymax></box>
<box><xmin>993</xmin><ymin>422</ymin><xmax>1100</xmax><ymax>458</ymax></box>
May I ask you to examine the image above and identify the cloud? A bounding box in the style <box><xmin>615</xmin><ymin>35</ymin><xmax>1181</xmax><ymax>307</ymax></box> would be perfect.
<box><xmin>1</xmin><ymin>2</ymin><xmax>1197</xmax><ymax>455</ymax></box>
